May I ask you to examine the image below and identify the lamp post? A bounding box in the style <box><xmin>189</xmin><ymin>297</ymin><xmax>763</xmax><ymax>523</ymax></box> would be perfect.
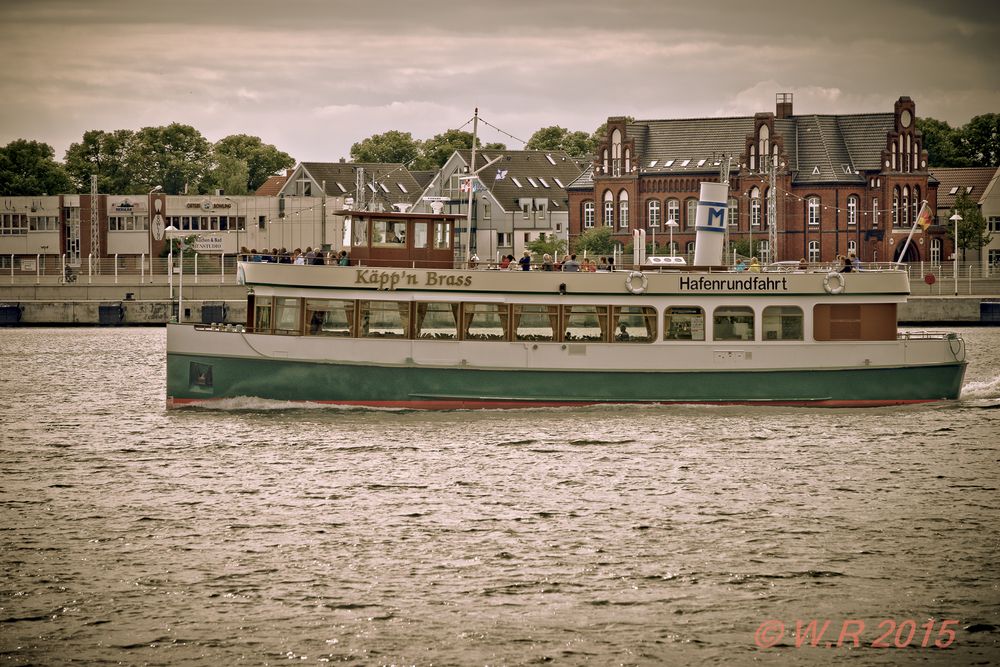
<box><xmin>40</xmin><ymin>245</ymin><xmax>48</xmax><ymax>275</ymax></box>
<box><xmin>165</xmin><ymin>223</ymin><xmax>179</xmax><ymax>320</ymax></box>
<box><xmin>149</xmin><ymin>185</ymin><xmax>162</xmax><ymax>283</ymax></box>
<box><xmin>950</xmin><ymin>212</ymin><xmax>962</xmax><ymax>296</ymax></box>
<box><xmin>666</xmin><ymin>220</ymin><xmax>679</xmax><ymax>257</ymax></box>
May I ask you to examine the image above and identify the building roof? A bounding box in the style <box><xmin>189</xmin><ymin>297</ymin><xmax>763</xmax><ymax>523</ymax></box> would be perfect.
<box><xmin>297</xmin><ymin>161</ymin><xmax>423</xmax><ymax>208</ymax></box>
<box><xmin>457</xmin><ymin>149</ymin><xmax>584</xmax><ymax>210</ymax></box>
<box><xmin>255</xmin><ymin>173</ymin><xmax>290</xmax><ymax>196</ymax></box>
<box><xmin>928</xmin><ymin>167</ymin><xmax>1000</xmax><ymax>209</ymax></box>
<box><xmin>620</xmin><ymin>111</ymin><xmax>895</xmax><ymax>185</ymax></box>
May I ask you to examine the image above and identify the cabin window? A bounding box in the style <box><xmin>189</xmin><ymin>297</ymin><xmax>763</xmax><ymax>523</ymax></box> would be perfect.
<box><xmin>305</xmin><ymin>299</ymin><xmax>354</xmax><ymax>336</ymax></box>
<box><xmin>434</xmin><ymin>222</ymin><xmax>451</xmax><ymax>249</ymax></box>
<box><xmin>463</xmin><ymin>303</ymin><xmax>508</xmax><ymax>341</ymax></box>
<box><xmin>563</xmin><ymin>305</ymin><xmax>609</xmax><ymax>342</ymax></box>
<box><xmin>416</xmin><ymin>302</ymin><xmax>459</xmax><ymax>340</ymax></box>
<box><xmin>513</xmin><ymin>304</ymin><xmax>558</xmax><ymax>342</ymax></box>
<box><xmin>373</xmin><ymin>220</ymin><xmax>407</xmax><ymax>245</ymax></box>
<box><xmin>762</xmin><ymin>306</ymin><xmax>803</xmax><ymax>340</ymax></box>
<box><xmin>352</xmin><ymin>218</ymin><xmax>367</xmax><ymax>246</ymax></box>
<box><xmin>713</xmin><ymin>306</ymin><xmax>754</xmax><ymax>341</ymax></box>
<box><xmin>274</xmin><ymin>297</ymin><xmax>301</xmax><ymax>335</ymax></box>
<box><xmin>813</xmin><ymin>303</ymin><xmax>897</xmax><ymax>341</ymax></box>
<box><xmin>360</xmin><ymin>301</ymin><xmax>410</xmax><ymax>338</ymax></box>
<box><xmin>412</xmin><ymin>222</ymin><xmax>429</xmax><ymax>249</ymax></box>
<box><xmin>253</xmin><ymin>299</ymin><xmax>272</xmax><ymax>334</ymax></box>
<box><xmin>612</xmin><ymin>305</ymin><xmax>656</xmax><ymax>343</ymax></box>
<box><xmin>664</xmin><ymin>306</ymin><xmax>705</xmax><ymax>340</ymax></box>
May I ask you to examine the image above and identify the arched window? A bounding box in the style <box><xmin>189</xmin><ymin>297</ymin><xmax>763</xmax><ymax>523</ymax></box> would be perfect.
<box><xmin>902</xmin><ymin>186</ymin><xmax>910</xmax><ymax>225</ymax></box>
<box><xmin>602</xmin><ymin>149</ymin><xmax>609</xmax><ymax>175</ymax></box>
<box><xmin>666</xmin><ymin>199</ymin><xmax>679</xmax><ymax>225</ymax></box>
<box><xmin>686</xmin><ymin>241</ymin><xmax>696</xmax><ymax>257</ymax></box>
<box><xmin>750</xmin><ymin>187</ymin><xmax>761</xmax><ymax>227</ymax></box>
<box><xmin>808</xmin><ymin>240</ymin><xmax>820</xmax><ymax>263</ymax></box>
<box><xmin>618</xmin><ymin>190</ymin><xmax>629</xmax><ymax>229</ymax></box>
<box><xmin>728</xmin><ymin>197</ymin><xmax>738</xmax><ymax>227</ymax></box>
<box><xmin>758</xmin><ymin>125</ymin><xmax>770</xmax><ymax>170</ymax></box>
<box><xmin>905</xmin><ymin>135</ymin><xmax>911</xmax><ymax>172</ymax></box>
<box><xmin>807</xmin><ymin>196</ymin><xmax>820</xmax><ymax>226</ymax></box>
<box><xmin>611</xmin><ymin>129</ymin><xmax>622</xmax><ymax>176</ymax></box>
<box><xmin>847</xmin><ymin>240</ymin><xmax>857</xmax><ymax>256</ymax></box>
<box><xmin>603</xmin><ymin>190</ymin><xmax>614</xmax><ymax>226</ymax></box>
<box><xmin>686</xmin><ymin>198</ymin><xmax>698</xmax><ymax>228</ymax></box>
<box><xmin>913</xmin><ymin>185</ymin><xmax>921</xmax><ymax>221</ymax></box>
<box><xmin>873</xmin><ymin>197</ymin><xmax>880</xmax><ymax>228</ymax></box>
<box><xmin>759</xmin><ymin>240</ymin><xmax>770</xmax><ymax>263</ymax></box>
<box><xmin>647</xmin><ymin>200</ymin><xmax>661</xmax><ymax>228</ymax></box>
<box><xmin>624</xmin><ymin>148</ymin><xmax>631</xmax><ymax>174</ymax></box>
<box><xmin>583</xmin><ymin>201</ymin><xmax>595</xmax><ymax>228</ymax></box>
<box><xmin>847</xmin><ymin>195</ymin><xmax>858</xmax><ymax>226</ymax></box>
<box><xmin>892</xmin><ymin>187</ymin><xmax>900</xmax><ymax>226</ymax></box>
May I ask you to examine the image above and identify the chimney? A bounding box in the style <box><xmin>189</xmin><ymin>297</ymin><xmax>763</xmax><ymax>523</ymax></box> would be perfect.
<box><xmin>776</xmin><ymin>92</ymin><xmax>793</xmax><ymax>119</ymax></box>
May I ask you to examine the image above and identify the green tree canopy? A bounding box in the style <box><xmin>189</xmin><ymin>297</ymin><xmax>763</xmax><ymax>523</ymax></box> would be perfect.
<box><xmin>416</xmin><ymin>129</ymin><xmax>474</xmax><ymax>170</ymax></box>
<box><xmin>526</xmin><ymin>233</ymin><xmax>567</xmax><ymax>259</ymax></box>
<box><xmin>64</xmin><ymin>129</ymin><xmax>138</xmax><ymax>193</ymax></box>
<box><xmin>350</xmin><ymin>130</ymin><xmax>420</xmax><ymax>165</ymax></box>
<box><xmin>916</xmin><ymin>118</ymin><xmax>967</xmax><ymax>167</ymax></box>
<box><xmin>572</xmin><ymin>225</ymin><xmax>615</xmax><ymax>256</ymax></box>
<box><xmin>0</xmin><ymin>139</ymin><xmax>72</xmax><ymax>196</ymax></box>
<box><xmin>958</xmin><ymin>113</ymin><xmax>1000</xmax><ymax>167</ymax></box>
<box><xmin>526</xmin><ymin>126</ymin><xmax>594</xmax><ymax>158</ymax></box>
<box><xmin>214</xmin><ymin>134</ymin><xmax>294</xmax><ymax>192</ymax></box>
<box><xmin>129</xmin><ymin>123</ymin><xmax>213</xmax><ymax>195</ymax></box>
<box><xmin>204</xmin><ymin>154</ymin><xmax>251</xmax><ymax>196</ymax></box>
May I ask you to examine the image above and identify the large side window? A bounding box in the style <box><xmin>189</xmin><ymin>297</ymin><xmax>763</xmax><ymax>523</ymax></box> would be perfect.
<box><xmin>513</xmin><ymin>304</ymin><xmax>558</xmax><ymax>342</ymax></box>
<box><xmin>463</xmin><ymin>303</ymin><xmax>508</xmax><ymax>341</ymax></box>
<box><xmin>713</xmin><ymin>306</ymin><xmax>754</xmax><ymax>341</ymax></box>
<box><xmin>762</xmin><ymin>306</ymin><xmax>803</xmax><ymax>340</ymax></box>
<box><xmin>563</xmin><ymin>305</ymin><xmax>609</xmax><ymax>342</ymax></box>
<box><xmin>813</xmin><ymin>304</ymin><xmax>896</xmax><ymax>341</ymax></box>
<box><xmin>274</xmin><ymin>297</ymin><xmax>301</xmax><ymax>335</ymax></box>
<box><xmin>612</xmin><ymin>305</ymin><xmax>656</xmax><ymax>343</ymax></box>
<box><xmin>253</xmin><ymin>298</ymin><xmax>272</xmax><ymax>334</ymax></box>
<box><xmin>416</xmin><ymin>302</ymin><xmax>459</xmax><ymax>340</ymax></box>
<box><xmin>664</xmin><ymin>306</ymin><xmax>705</xmax><ymax>341</ymax></box>
<box><xmin>305</xmin><ymin>299</ymin><xmax>354</xmax><ymax>336</ymax></box>
<box><xmin>360</xmin><ymin>301</ymin><xmax>410</xmax><ymax>338</ymax></box>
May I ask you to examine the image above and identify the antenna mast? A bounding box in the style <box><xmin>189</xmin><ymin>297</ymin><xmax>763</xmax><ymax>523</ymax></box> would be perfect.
<box><xmin>465</xmin><ymin>108</ymin><xmax>478</xmax><ymax>263</ymax></box>
<box><xmin>90</xmin><ymin>174</ymin><xmax>100</xmax><ymax>273</ymax></box>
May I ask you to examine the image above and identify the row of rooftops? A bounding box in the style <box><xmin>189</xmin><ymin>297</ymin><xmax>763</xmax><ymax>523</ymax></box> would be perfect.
<box><xmin>256</xmin><ymin>96</ymin><xmax>992</xmax><ymax>211</ymax></box>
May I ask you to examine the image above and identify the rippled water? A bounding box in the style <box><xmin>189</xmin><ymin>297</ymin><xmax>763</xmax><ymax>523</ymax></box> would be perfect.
<box><xmin>1</xmin><ymin>327</ymin><xmax>999</xmax><ymax>665</ymax></box>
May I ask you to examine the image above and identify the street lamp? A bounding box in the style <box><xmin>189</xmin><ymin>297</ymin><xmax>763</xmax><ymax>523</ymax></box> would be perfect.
<box><xmin>164</xmin><ymin>223</ymin><xmax>181</xmax><ymax>321</ymax></box>
<box><xmin>950</xmin><ymin>212</ymin><xmax>962</xmax><ymax>296</ymax></box>
<box><xmin>666</xmin><ymin>220</ymin><xmax>679</xmax><ymax>257</ymax></box>
<box><xmin>149</xmin><ymin>185</ymin><xmax>162</xmax><ymax>279</ymax></box>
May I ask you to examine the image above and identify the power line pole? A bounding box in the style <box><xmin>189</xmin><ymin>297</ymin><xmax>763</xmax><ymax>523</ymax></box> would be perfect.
<box><xmin>90</xmin><ymin>174</ymin><xmax>100</xmax><ymax>273</ymax></box>
<box><xmin>465</xmin><ymin>108</ymin><xmax>479</xmax><ymax>263</ymax></box>
<box><xmin>767</xmin><ymin>157</ymin><xmax>778</xmax><ymax>262</ymax></box>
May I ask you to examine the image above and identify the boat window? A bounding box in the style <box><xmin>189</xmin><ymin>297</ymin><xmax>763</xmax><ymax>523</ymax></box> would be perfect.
<box><xmin>762</xmin><ymin>306</ymin><xmax>803</xmax><ymax>340</ymax></box>
<box><xmin>563</xmin><ymin>305</ymin><xmax>608</xmax><ymax>342</ymax></box>
<box><xmin>413</xmin><ymin>222</ymin><xmax>429</xmax><ymax>249</ymax></box>
<box><xmin>352</xmin><ymin>217</ymin><xmax>367</xmax><ymax>247</ymax></box>
<box><xmin>253</xmin><ymin>298</ymin><xmax>272</xmax><ymax>334</ymax></box>
<box><xmin>434</xmin><ymin>222</ymin><xmax>451</xmax><ymax>249</ymax></box>
<box><xmin>274</xmin><ymin>297</ymin><xmax>302</xmax><ymax>335</ymax></box>
<box><xmin>373</xmin><ymin>220</ymin><xmax>406</xmax><ymax>246</ymax></box>
<box><xmin>713</xmin><ymin>306</ymin><xmax>754</xmax><ymax>341</ymax></box>
<box><xmin>612</xmin><ymin>305</ymin><xmax>656</xmax><ymax>343</ymax></box>
<box><xmin>360</xmin><ymin>301</ymin><xmax>410</xmax><ymax>338</ymax></box>
<box><xmin>463</xmin><ymin>303</ymin><xmax>508</xmax><ymax>341</ymax></box>
<box><xmin>513</xmin><ymin>304</ymin><xmax>558</xmax><ymax>342</ymax></box>
<box><xmin>664</xmin><ymin>306</ymin><xmax>705</xmax><ymax>340</ymax></box>
<box><xmin>305</xmin><ymin>299</ymin><xmax>354</xmax><ymax>337</ymax></box>
<box><xmin>813</xmin><ymin>303</ymin><xmax>896</xmax><ymax>341</ymax></box>
<box><xmin>416</xmin><ymin>302</ymin><xmax>459</xmax><ymax>340</ymax></box>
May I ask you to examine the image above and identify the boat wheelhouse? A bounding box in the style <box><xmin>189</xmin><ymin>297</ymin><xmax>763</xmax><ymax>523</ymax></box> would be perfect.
<box><xmin>166</xmin><ymin>211</ymin><xmax>966</xmax><ymax>408</ymax></box>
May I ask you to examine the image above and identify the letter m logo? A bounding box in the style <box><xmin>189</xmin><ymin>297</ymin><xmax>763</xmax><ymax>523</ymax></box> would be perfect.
<box><xmin>707</xmin><ymin>206</ymin><xmax>726</xmax><ymax>229</ymax></box>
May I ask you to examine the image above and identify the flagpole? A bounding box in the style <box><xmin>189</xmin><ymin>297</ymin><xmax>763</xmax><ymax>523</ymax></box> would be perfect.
<box><xmin>465</xmin><ymin>108</ymin><xmax>478</xmax><ymax>265</ymax></box>
<box><xmin>896</xmin><ymin>200</ymin><xmax>929</xmax><ymax>268</ymax></box>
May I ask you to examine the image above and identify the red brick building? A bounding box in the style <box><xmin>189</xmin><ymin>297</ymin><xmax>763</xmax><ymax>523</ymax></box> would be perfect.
<box><xmin>567</xmin><ymin>95</ymin><xmax>947</xmax><ymax>265</ymax></box>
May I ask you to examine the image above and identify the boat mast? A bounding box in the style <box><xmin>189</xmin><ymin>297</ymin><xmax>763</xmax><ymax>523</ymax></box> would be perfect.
<box><xmin>465</xmin><ymin>108</ymin><xmax>478</xmax><ymax>263</ymax></box>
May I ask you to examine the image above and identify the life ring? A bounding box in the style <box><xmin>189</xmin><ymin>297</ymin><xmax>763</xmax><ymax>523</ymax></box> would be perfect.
<box><xmin>625</xmin><ymin>271</ymin><xmax>648</xmax><ymax>295</ymax></box>
<box><xmin>823</xmin><ymin>271</ymin><xmax>845</xmax><ymax>295</ymax></box>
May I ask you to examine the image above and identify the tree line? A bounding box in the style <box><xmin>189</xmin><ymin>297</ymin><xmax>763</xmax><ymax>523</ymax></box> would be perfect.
<box><xmin>1</xmin><ymin>114</ymin><xmax>996</xmax><ymax>197</ymax></box>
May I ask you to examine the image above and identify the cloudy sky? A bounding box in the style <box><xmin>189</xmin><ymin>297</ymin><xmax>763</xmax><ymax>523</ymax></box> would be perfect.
<box><xmin>1</xmin><ymin>0</ymin><xmax>997</xmax><ymax>164</ymax></box>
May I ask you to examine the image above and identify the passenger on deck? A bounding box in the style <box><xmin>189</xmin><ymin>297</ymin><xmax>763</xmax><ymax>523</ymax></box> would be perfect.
<box><xmin>338</xmin><ymin>250</ymin><xmax>350</xmax><ymax>266</ymax></box>
<box><xmin>562</xmin><ymin>254</ymin><xmax>581</xmax><ymax>272</ymax></box>
<box><xmin>840</xmin><ymin>254</ymin><xmax>853</xmax><ymax>273</ymax></box>
<box><xmin>583</xmin><ymin>258</ymin><xmax>597</xmax><ymax>272</ymax></box>
<box><xmin>748</xmin><ymin>257</ymin><xmax>760</xmax><ymax>272</ymax></box>
<box><xmin>798</xmin><ymin>257</ymin><xmax>808</xmax><ymax>270</ymax></box>
<box><xmin>542</xmin><ymin>254</ymin><xmax>554</xmax><ymax>271</ymax></box>
<box><xmin>850</xmin><ymin>252</ymin><xmax>861</xmax><ymax>271</ymax></box>
<box><xmin>469</xmin><ymin>253</ymin><xmax>480</xmax><ymax>269</ymax></box>
<box><xmin>734</xmin><ymin>260</ymin><xmax>747</xmax><ymax>272</ymax></box>
<box><xmin>598</xmin><ymin>257</ymin><xmax>609</xmax><ymax>271</ymax></box>
<box><xmin>499</xmin><ymin>254</ymin><xmax>512</xmax><ymax>269</ymax></box>
<box><xmin>518</xmin><ymin>251</ymin><xmax>532</xmax><ymax>271</ymax></box>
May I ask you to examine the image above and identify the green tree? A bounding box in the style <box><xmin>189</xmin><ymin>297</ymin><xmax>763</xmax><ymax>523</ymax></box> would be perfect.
<box><xmin>591</xmin><ymin>117</ymin><xmax>635</xmax><ymax>150</ymax></box>
<box><xmin>948</xmin><ymin>189</ymin><xmax>992</xmax><ymax>261</ymax></box>
<box><xmin>730</xmin><ymin>238</ymin><xmax>765</xmax><ymax>259</ymax></box>
<box><xmin>214</xmin><ymin>134</ymin><xmax>294</xmax><ymax>192</ymax></box>
<box><xmin>204</xmin><ymin>154</ymin><xmax>250</xmax><ymax>196</ymax></box>
<box><xmin>526</xmin><ymin>126</ymin><xmax>594</xmax><ymax>157</ymax></box>
<box><xmin>416</xmin><ymin>129</ymin><xmax>474</xmax><ymax>170</ymax></box>
<box><xmin>526</xmin><ymin>233</ymin><xmax>567</xmax><ymax>259</ymax></box>
<box><xmin>63</xmin><ymin>129</ymin><xmax>138</xmax><ymax>193</ymax></box>
<box><xmin>350</xmin><ymin>130</ymin><xmax>420</xmax><ymax>165</ymax></box>
<box><xmin>572</xmin><ymin>225</ymin><xmax>615</xmax><ymax>256</ymax></box>
<box><xmin>130</xmin><ymin>123</ymin><xmax>213</xmax><ymax>195</ymax></box>
<box><xmin>0</xmin><ymin>139</ymin><xmax>73</xmax><ymax>195</ymax></box>
<box><xmin>957</xmin><ymin>113</ymin><xmax>1000</xmax><ymax>167</ymax></box>
<box><xmin>916</xmin><ymin>117</ymin><xmax>967</xmax><ymax>167</ymax></box>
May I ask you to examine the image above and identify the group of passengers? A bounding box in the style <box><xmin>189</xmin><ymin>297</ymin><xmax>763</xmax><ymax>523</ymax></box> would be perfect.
<box><xmin>494</xmin><ymin>252</ymin><xmax>613</xmax><ymax>272</ymax></box>
<box><xmin>241</xmin><ymin>247</ymin><xmax>350</xmax><ymax>266</ymax></box>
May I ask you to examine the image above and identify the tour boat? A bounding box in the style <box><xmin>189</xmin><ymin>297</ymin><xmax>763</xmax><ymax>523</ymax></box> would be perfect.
<box><xmin>165</xmin><ymin>202</ymin><xmax>967</xmax><ymax>409</ymax></box>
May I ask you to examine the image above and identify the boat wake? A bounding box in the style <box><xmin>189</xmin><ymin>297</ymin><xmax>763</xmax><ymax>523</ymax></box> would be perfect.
<box><xmin>962</xmin><ymin>375</ymin><xmax>1000</xmax><ymax>401</ymax></box>
<box><xmin>173</xmin><ymin>396</ymin><xmax>410</xmax><ymax>412</ymax></box>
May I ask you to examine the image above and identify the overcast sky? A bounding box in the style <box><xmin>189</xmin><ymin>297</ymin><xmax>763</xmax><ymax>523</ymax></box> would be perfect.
<box><xmin>1</xmin><ymin>0</ymin><xmax>997</xmax><ymax>164</ymax></box>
